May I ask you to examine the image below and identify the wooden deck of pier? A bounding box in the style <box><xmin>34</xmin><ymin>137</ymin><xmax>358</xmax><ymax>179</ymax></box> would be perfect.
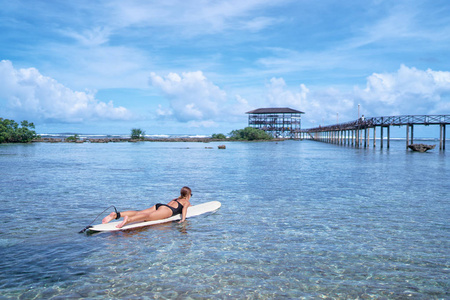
<box><xmin>300</xmin><ymin>115</ymin><xmax>449</xmax><ymax>150</ymax></box>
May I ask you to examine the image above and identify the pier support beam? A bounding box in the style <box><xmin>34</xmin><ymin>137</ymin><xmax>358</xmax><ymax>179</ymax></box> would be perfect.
<box><xmin>406</xmin><ymin>125</ymin><xmax>410</xmax><ymax>149</ymax></box>
<box><xmin>367</xmin><ymin>128</ymin><xmax>370</xmax><ymax>148</ymax></box>
<box><xmin>445</xmin><ymin>125</ymin><xmax>447</xmax><ymax>150</ymax></box>
<box><xmin>364</xmin><ymin>128</ymin><xmax>367</xmax><ymax>148</ymax></box>
<box><xmin>406</xmin><ymin>124</ymin><xmax>414</xmax><ymax>149</ymax></box>
<box><xmin>387</xmin><ymin>126</ymin><xmax>390</xmax><ymax>148</ymax></box>
<box><xmin>373</xmin><ymin>127</ymin><xmax>376</xmax><ymax>147</ymax></box>
<box><xmin>440</xmin><ymin>124</ymin><xmax>446</xmax><ymax>150</ymax></box>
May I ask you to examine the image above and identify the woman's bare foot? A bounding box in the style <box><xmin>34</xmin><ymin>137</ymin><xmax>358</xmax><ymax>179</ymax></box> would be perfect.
<box><xmin>116</xmin><ymin>215</ymin><xmax>129</xmax><ymax>228</ymax></box>
<box><xmin>102</xmin><ymin>212</ymin><xmax>116</xmax><ymax>224</ymax></box>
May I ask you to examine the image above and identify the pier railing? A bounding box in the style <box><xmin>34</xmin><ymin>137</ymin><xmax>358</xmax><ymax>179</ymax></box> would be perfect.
<box><xmin>300</xmin><ymin>114</ymin><xmax>449</xmax><ymax>150</ymax></box>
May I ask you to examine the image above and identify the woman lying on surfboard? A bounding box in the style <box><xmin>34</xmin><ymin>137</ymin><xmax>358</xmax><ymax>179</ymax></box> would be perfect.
<box><xmin>102</xmin><ymin>186</ymin><xmax>192</xmax><ymax>228</ymax></box>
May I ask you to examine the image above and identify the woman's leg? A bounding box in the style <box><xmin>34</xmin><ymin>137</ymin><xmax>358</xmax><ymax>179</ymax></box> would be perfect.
<box><xmin>116</xmin><ymin>206</ymin><xmax>172</xmax><ymax>228</ymax></box>
<box><xmin>102</xmin><ymin>206</ymin><xmax>157</xmax><ymax>224</ymax></box>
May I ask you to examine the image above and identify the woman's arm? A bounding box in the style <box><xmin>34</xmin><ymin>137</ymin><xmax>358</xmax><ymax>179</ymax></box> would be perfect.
<box><xmin>179</xmin><ymin>201</ymin><xmax>190</xmax><ymax>222</ymax></box>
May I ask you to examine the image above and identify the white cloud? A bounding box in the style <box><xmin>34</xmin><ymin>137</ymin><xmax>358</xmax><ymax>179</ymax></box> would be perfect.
<box><xmin>149</xmin><ymin>71</ymin><xmax>227</xmax><ymax>123</ymax></box>
<box><xmin>266</xmin><ymin>77</ymin><xmax>309</xmax><ymax>108</ymax></box>
<box><xmin>61</xmin><ymin>26</ymin><xmax>111</xmax><ymax>47</ymax></box>
<box><xmin>110</xmin><ymin>0</ymin><xmax>287</xmax><ymax>35</ymax></box>
<box><xmin>355</xmin><ymin>65</ymin><xmax>450</xmax><ymax>116</ymax></box>
<box><xmin>261</xmin><ymin>78</ymin><xmax>354</xmax><ymax>126</ymax></box>
<box><xmin>147</xmin><ymin>66</ymin><xmax>450</xmax><ymax>130</ymax></box>
<box><xmin>254</xmin><ymin>65</ymin><xmax>450</xmax><ymax>128</ymax></box>
<box><xmin>0</xmin><ymin>60</ymin><xmax>131</xmax><ymax>122</ymax></box>
<box><xmin>156</xmin><ymin>104</ymin><xmax>173</xmax><ymax>117</ymax></box>
<box><xmin>239</xmin><ymin>16</ymin><xmax>280</xmax><ymax>32</ymax></box>
<box><xmin>186</xmin><ymin>120</ymin><xmax>219</xmax><ymax>128</ymax></box>
<box><xmin>232</xmin><ymin>94</ymin><xmax>253</xmax><ymax>115</ymax></box>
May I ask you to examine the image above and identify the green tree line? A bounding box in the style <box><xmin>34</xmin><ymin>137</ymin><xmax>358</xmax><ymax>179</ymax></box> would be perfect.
<box><xmin>212</xmin><ymin>127</ymin><xmax>273</xmax><ymax>141</ymax></box>
<box><xmin>229</xmin><ymin>127</ymin><xmax>273</xmax><ymax>140</ymax></box>
<box><xmin>0</xmin><ymin>118</ymin><xmax>39</xmax><ymax>143</ymax></box>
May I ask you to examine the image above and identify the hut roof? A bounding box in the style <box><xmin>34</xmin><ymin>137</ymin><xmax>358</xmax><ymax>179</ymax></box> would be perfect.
<box><xmin>246</xmin><ymin>107</ymin><xmax>305</xmax><ymax>114</ymax></box>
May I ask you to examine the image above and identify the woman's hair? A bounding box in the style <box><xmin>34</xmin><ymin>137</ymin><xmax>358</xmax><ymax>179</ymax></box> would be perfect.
<box><xmin>178</xmin><ymin>186</ymin><xmax>192</xmax><ymax>199</ymax></box>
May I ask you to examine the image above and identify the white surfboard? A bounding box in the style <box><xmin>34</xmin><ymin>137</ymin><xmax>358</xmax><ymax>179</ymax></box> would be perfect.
<box><xmin>88</xmin><ymin>201</ymin><xmax>221</xmax><ymax>232</ymax></box>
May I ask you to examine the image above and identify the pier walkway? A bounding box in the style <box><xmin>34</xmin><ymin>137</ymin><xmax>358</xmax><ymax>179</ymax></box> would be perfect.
<box><xmin>300</xmin><ymin>115</ymin><xmax>449</xmax><ymax>150</ymax></box>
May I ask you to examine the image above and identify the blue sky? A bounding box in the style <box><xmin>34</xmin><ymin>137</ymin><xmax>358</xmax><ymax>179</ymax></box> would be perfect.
<box><xmin>1</xmin><ymin>0</ymin><xmax>449</xmax><ymax>135</ymax></box>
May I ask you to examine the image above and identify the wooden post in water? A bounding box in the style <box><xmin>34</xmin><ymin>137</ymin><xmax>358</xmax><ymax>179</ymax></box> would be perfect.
<box><xmin>406</xmin><ymin>125</ymin><xmax>410</xmax><ymax>149</ymax></box>
<box><xmin>440</xmin><ymin>124</ymin><xmax>446</xmax><ymax>150</ymax></box>
<box><xmin>362</xmin><ymin>129</ymin><xmax>365</xmax><ymax>147</ymax></box>
<box><xmin>373</xmin><ymin>127</ymin><xmax>376</xmax><ymax>147</ymax></box>
<box><xmin>364</xmin><ymin>128</ymin><xmax>367</xmax><ymax>148</ymax></box>
<box><xmin>411</xmin><ymin>124</ymin><xmax>414</xmax><ymax>145</ymax></box>
<box><xmin>380</xmin><ymin>126</ymin><xmax>384</xmax><ymax>148</ymax></box>
<box><xmin>358</xmin><ymin>129</ymin><xmax>361</xmax><ymax>147</ymax></box>
<box><xmin>387</xmin><ymin>126</ymin><xmax>390</xmax><ymax>148</ymax></box>
<box><xmin>444</xmin><ymin>125</ymin><xmax>447</xmax><ymax>150</ymax></box>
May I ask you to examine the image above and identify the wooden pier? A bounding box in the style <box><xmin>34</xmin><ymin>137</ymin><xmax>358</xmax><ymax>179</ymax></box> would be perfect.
<box><xmin>300</xmin><ymin>115</ymin><xmax>449</xmax><ymax>150</ymax></box>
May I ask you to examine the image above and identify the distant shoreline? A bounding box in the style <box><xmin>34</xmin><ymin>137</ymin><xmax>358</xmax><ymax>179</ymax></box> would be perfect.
<box><xmin>32</xmin><ymin>137</ymin><xmax>289</xmax><ymax>143</ymax></box>
<box><xmin>25</xmin><ymin>135</ymin><xmax>446</xmax><ymax>144</ymax></box>
<box><xmin>33</xmin><ymin>137</ymin><xmax>218</xmax><ymax>143</ymax></box>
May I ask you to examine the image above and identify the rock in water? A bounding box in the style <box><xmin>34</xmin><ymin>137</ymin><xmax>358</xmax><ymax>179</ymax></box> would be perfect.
<box><xmin>408</xmin><ymin>144</ymin><xmax>436</xmax><ymax>152</ymax></box>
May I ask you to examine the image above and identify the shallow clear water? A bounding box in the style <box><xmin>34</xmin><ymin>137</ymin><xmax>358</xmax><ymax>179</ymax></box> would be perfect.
<box><xmin>0</xmin><ymin>140</ymin><xmax>448</xmax><ymax>299</ymax></box>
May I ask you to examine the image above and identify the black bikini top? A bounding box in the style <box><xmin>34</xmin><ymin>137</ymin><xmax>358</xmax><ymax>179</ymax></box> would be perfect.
<box><xmin>173</xmin><ymin>199</ymin><xmax>184</xmax><ymax>212</ymax></box>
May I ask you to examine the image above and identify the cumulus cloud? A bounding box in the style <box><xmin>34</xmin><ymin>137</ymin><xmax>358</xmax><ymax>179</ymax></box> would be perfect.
<box><xmin>266</xmin><ymin>77</ymin><xmax>309</xmax><ymax>108</ymax></box>
<box><xmin>0</xmin><ymin>60</ymin><xmax>131</xmax><ymax>122</ymax></box>
<box><xmin>355</xmin><ymin>65</ymin><xmax>450</xmax><ymax>116</ymax></box>
<box><xmin>148</xmin><ymin>65</ymin><xmax>449</xmax><ymax>130</ymax></box>
<box><xmin>149</xmin><ymin>71</ymin><xmax>227</xmax><ymax>123</ymax></box>
<box><xmin>257</xmin><ymin>65</ymin><xmax>450</xmax><ymax>127</ymax></box>
<box><xmin>263</xmin><ymin>77</ymin><xmax>354</xmax><ymax>126</ymax></box>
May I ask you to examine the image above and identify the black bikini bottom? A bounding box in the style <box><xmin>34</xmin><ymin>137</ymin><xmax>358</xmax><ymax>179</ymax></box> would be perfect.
<box><xmin>155</xmin><ymin>203</ymin><xmax>180</xmax><ymax>216</ymax></box>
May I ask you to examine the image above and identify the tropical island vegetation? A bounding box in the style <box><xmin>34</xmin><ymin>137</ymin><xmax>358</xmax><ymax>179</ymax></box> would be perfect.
<box><xmin>66</xmin><ymin>134</ymin><xmax>79</xmax><ymax>142</ymax></box>
<box><xmin>229</xmin><ymin>127</ymin><xmax>273</xmax><ymax>141</ymax></box>
<box><xmin>131</xmin><ymin>128</ymin><xmax>146</xmax><ymax>140</ymax></box>
<box><xmin>213</xmin><ymin>127</ymin><xmax>273</xmax><ymax>141</ymax></box>
<box><xmin>211</xmin><ymin>133</ymin><xmax>227</xmax><ymax>139</ymax></box>
<box><xmin>0</xmin><ymin>118</ymin><xmax>39</xmax><ymax>143</ymax></box>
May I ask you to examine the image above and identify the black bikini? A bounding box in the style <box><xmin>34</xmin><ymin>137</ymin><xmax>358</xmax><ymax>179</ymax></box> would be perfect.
<box><xmin>155</xmin><ymin>199</ymin><xmax>183</xmax><ymax>216</ymax></box>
